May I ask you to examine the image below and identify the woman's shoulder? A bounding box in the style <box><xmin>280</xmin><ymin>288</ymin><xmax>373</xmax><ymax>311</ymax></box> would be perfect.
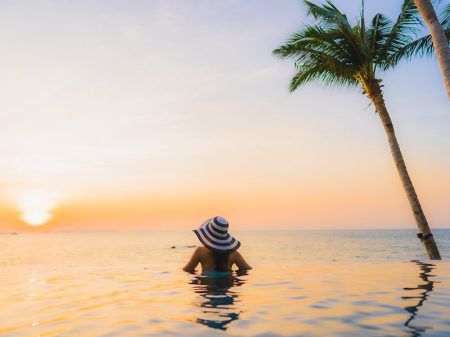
<box><xmin>229</xmin><ymin>250</ymin><xmax>242</xmax><ymax>259</ymax></box>
<box><xmin>230</xmin><ymin>249</ymin><xmax>252</xmax><ymax>270</ymax></box>
<box><xmin>195</xmin><ymin>246</ymin><xmax>212</xmax><ymax>255</ymax></box>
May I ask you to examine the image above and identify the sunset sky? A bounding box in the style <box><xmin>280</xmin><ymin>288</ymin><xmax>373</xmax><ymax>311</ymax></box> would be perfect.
<box><xmin>0</xmin><ymin>0</ymin><xmax>448</xmax><ymax>231</ymax></box>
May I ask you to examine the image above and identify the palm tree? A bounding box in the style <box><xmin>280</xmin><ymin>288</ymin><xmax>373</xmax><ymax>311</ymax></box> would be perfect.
<box><xmin>273</xmin><ymin>0</ymin><xmax>441</xmax><ymax>259</ymax></box>
<box><xmin>413</xmin><ymin>0</ymin><xmax>450</xmax><ymax>99</ymax></box>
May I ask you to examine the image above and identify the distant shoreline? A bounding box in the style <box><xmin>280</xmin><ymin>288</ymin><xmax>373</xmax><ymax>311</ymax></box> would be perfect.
<box><xmin>2</xmin><ymin>227</ymin><xmax>450</xmax><ymax>234</ymax></box>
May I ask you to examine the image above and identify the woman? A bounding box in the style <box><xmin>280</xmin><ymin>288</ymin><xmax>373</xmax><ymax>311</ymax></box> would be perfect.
<box><xmin>183</xmin><ymin>216</ymin><xmax>252</xmax><ymax>273</ymax></box>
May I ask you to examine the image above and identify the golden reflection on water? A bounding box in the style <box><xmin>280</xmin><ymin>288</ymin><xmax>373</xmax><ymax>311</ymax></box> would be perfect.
<box><xmin>183</xmin><ymin>261</ymin><xmax>448</xmax><ymax>336</ymax></box>
<box><xmin>188</xmin><ymin>271</ymin><xmax>247</xmax><ymax>330</ymax></box>
<box><xmin>0</xmin><ymin>231</ymin><xmax>450</xmax><ymax>337</ymax></box>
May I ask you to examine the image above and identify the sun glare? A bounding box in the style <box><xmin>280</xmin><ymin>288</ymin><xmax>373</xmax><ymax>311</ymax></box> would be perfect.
<box><xmin>17</xmin><ymin>190</ymin><xmax>56</xmax><ymax>226</ymax></box>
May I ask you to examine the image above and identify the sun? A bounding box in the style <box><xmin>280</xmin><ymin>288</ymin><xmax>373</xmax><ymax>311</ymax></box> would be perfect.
<box><xmin>17</xmin><ymin>190</ymin><xmax>56</xmax><ymax>226</ymax></box>
<box><xmin>22</xmin><ymin>210</ymin><xmax>52</xmax><ymax>226</ymax></box>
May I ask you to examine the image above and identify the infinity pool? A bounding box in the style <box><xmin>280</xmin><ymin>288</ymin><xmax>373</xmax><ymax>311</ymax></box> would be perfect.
<box><xmin>1</xmin><ymin>230</ymin><xmax>449</xmax><ymax>337</ymax></box>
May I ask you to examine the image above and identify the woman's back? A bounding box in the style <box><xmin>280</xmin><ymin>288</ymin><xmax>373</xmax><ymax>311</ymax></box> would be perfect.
<box><xmin>197</xmin><ymin>247</ymin><xmax>231</xmax><ymax>271</ymax></box>
<box><xmin>183</xmin><ymin>247</ymin><xmax>252</xmax><ymax>272</ymax></box>
<box><xmin>212</xmin><ymin>251</ymin><xmax>230</xmax><ymax>272</ymax></box>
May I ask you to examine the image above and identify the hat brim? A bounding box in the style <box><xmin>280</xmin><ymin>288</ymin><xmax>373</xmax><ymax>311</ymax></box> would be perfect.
<box><xmin>193</xmin><ymin>228</ymin><xmax>241</xmax><ymax>253</ymax></box>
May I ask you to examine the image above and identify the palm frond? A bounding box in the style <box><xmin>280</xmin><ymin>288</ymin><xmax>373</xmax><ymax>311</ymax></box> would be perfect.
<box><xmin>367</xmin><ymin>14</ymin><xmax>393</xmax><ymax>63</ymax></box>
<box><xmin>377</xmin><ymin>0</ymin><xmax>422</xmax><ymax>68</ymax></box>
<box><xmin>273</xmin><ymin>25</ymin><xmax>351</xmax><ymax>62</ymax></box>
<box><xmin>304</xmin><ymin>0</ymin><xmax>351</xmax><ymax>30</ymax></box>
<box><xmin>289</xmin><ymin>60</ymin><xmax>358</xmax><ymax>92</ymax></box>
<box><xmin>386</xmin><ymin>28</ymin><xmax>449</xmax><ymax>65</ymax></box>
<box><xmin>440</xmin><ymin>4</ymin><xmax>450</xmax><ymax>29</ymax></box>
<box><xmin>384</xmin><ymin>2</ymin><xmax>450</xmax><ymax>68</ymax></box>
<box><xmin>273</xmin><ymin>22</ymin><xmax>360</xmax><ymax>91</ymax></box>
<box><xmin>387</xmin><ymin>35</ymin><xmax>434</xmax><ymax>64</ymax></box>
<box><xmin>303</xmin><ymin>1</ymin><xmax>367</xmax><ymax>72</ymax></box>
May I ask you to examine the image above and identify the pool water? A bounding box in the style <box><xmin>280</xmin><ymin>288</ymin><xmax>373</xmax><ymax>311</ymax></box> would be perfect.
<box><xmin>1</xmin><ymin>230</ymin><xmax>449</xmax><ymax>337</ymax></box>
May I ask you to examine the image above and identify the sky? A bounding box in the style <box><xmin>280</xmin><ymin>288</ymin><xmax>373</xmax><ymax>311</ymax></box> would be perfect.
<box><xmin>0</xmin><ymin>0</ymin><xmax>448</xmax><ymax>232</ymax></box>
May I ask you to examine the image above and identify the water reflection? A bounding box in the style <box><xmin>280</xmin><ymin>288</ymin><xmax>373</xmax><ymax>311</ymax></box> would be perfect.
<box><xmin>402</xmin><ymin>260</ymin><xmax>436</xmax><ymax>337</ymax></box>
<box><xmin>189</xmin><ymin>271</ymin><xmax>247</xmax><ymax>330</ymax></box>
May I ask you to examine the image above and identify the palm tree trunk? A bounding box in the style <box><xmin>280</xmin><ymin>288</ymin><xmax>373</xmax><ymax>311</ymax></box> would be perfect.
<box><xmin>370</xmin><ymin>81</ymin><xmax>441</xmax><ymax>260</ymax></box>
<box><xmin>414</xmin><ymin>0</ymin><xmax>450</xmax><ymax>100</ymax></box>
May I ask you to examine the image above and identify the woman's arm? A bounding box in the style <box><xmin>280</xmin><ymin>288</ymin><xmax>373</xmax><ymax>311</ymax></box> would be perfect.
<box><xmin>182</xmin><ymin>247</ymin><xmax>201</xmax><ymax>272</ymax></box>
<box><xmin>233</xmin><ymin>251</ymin><xmax>252</xmax><ymax>270</ymax></box>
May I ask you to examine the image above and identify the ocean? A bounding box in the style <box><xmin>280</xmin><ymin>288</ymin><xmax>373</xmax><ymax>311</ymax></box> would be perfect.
<box><xmin>1</xmin><ymin>229</ymin><xmax>450</xmax><ymax>337</ymax></box>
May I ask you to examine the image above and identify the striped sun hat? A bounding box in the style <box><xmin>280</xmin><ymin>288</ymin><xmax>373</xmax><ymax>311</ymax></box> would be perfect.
<box><xmin>193</xmin><ymin>216</ymin><xmax>241</xmax><ymax>253</ymax></box>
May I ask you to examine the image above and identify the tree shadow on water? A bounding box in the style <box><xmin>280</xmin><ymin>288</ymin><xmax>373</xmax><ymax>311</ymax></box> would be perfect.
<box><xmin>189</xmin><ymin>270</ymin><xmax>247</xmax><ymax>331</ymax></box>
<box><xmin>402</xmin><ymin>260</ymin><xmax>438</xmax><ymax>337</ymax></box>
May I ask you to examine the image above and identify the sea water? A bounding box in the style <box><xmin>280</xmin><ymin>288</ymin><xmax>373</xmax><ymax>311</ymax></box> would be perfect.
<box><xmin>1</xmin><ymin>229</ymin><xmax>450</xmax><ymax>337</ymax></box>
